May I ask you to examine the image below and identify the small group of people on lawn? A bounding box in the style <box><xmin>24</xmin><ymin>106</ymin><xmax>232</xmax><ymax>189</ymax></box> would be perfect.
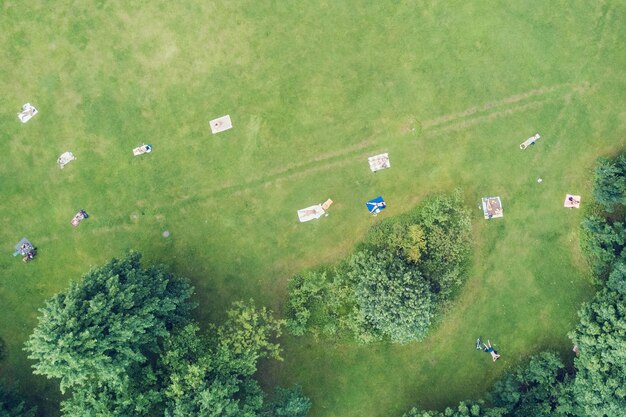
<box><xmin>20</xmin><ymin>243</ymin><xmax>37</xmax><ymax>263</ymax></box>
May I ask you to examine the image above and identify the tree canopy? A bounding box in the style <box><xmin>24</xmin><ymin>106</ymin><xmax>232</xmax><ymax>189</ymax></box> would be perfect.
<box><xmin>350</xmin><ymin>250</ymin><xmax>435</xmax><ymax>343</ymax></box>
<box><xmin>161</xmin><ymin>302</ymin><xmax>283</xmax><ymax>417</ymax></box>
<box><xmin>59</xmin><ymin>301</ymin><xmax>285</xmax><ymax>417</ymax></box>
<box><xmin>580</xmin><ymin>215</ymin><xmax>626</xmax><ymax>279</ymax></box>
<box><xmin>568</xmin><ymin>152</ymin><xmax>626</xmax><ymax>415</ymax></box>
<box><xmin>24</xmin><ymin>252</ymin><xmax>195</xmax><ymax>393</ymax></box>
<box><xmin>592</xmin><ymin>155</ymin><xmax>626</xmax><ymax>211</ymax></box>
<box><xmin>264</xmin><ymin>385</ymin><xmax>312</xmax><ymax>417</ymax></box>
<box><xmin>568</xmin><ymin>286</ymin><xmax>626</xmax><ymax>417</ymax></box>
<box><xmin>161</xmin><ymin>323</ymin><xmax>265</xmax><ymax>417</ymax></box>
<box><xmin>404</xmin><ymin>401</ymin><xmax>507</xmax><ymax>417</ymax></box>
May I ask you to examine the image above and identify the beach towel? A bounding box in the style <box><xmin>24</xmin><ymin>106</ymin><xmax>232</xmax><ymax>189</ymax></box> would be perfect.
<box><xmin>519</xmin><ymin>133</ymin><xmax>540</xmax><ymax>150</ymax></box>
<box><xmin>57</xmin><ymin>151</ymin><xmax>76</xmax><ymax>168</ymax></box>
<box><xmin>18</xmin><ymin>103</ymin><xmax>38</xmax><ymax>123</ymax></box>
<box><xmin>133</xmin><ymin>144</ymin><xmax>152</xmax><ymax>156</ymax></box>
<box><xmin>368</xmin><ymin>153</ymin><xmax>391</xmax><ymax>172</ymax></box>
<box><xmin>210</xmin><ymin>115</ymin><xmax>233</xmax><ymax>134</ymax></box>
<box><xmin>70</xmin><ymin>210</ymin><xmax>88</xmax><ymax>227</ymax></box>
<box><xmin>563</xmin><ymin>194</ymin><xmax>581</xmax><ymax>209</ymax></box>
<box><xmin>297</xmin><ymin>205</ymin><xmax>325</xmax><ymax>222</ymax></box>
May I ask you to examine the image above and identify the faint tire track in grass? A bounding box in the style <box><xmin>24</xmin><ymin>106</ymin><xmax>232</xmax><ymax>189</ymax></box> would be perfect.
<box><xmin>422</xmin><ymin>82</ymin><xmax>590</xmax><ymax>138</ymax></box>
<box><xmin>421</xmin><ymin>84</ymin><xmax>569</xmax><ymax>129</ymax></box>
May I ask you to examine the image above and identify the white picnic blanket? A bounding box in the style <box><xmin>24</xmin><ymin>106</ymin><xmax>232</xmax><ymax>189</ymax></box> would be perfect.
<box><xmin>210</xmin><ymin>115</ymin><xmax>233</xmax><ymax>134</ymax></box>
<box><xmin>368</xmin><ymin>153</ymin><xmax>390</xmax><ymax>172</ymax></box>
<box><xmin>18</xmin><ymin>103</ymin><xmax>38</xmax><ymax>123</ymax></box>
<box><xmin>297</xmin><ymin>205</ymin><xmax>325</xmax><ymax>222</ymax></box>
<box><xmin>564</xmin><ymin>194</ymin><xmax>581</xmax><ymax>209</ymax></box>
<box><xmin>519</xmin><ymin>133</ymin><xmax>540</xmax><ymax>150</ymax></box>
<box><xmin>133</xmin><ymin>144</ymin><xmax>152</xmax><ymax>156</ymax></box>
<box><xmin>482</xmin><ymin>196</ymin><xmax>504</xmax><ymax>219</ymax></box>
<box><xmin>57</xmin><ymin>151</ymin><xmax>76</xmax><ymax>168</ymax></box>
<box><xmin>70</xmin><ymin>211</ymin><xmax>86</xmax><ymax>227</ymax></box>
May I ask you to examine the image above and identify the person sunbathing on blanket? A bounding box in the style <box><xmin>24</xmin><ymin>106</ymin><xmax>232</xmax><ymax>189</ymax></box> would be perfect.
<box><xmin>483</xmin><ymin>340</ymin><xmax>501</xmax><ymax>362</ymax></box>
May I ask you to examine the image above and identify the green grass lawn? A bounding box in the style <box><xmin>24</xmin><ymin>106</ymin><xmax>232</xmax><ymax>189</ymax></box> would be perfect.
<box><xmin>1</xmin><ymin>1</ymin><xmax>625</xmax><ymax>416</ymax></box>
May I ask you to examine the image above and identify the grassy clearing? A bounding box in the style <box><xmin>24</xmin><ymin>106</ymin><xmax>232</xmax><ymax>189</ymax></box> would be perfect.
<box><xmin>1</xmin><ymin>1</ymin><xmax>625</xmax><ymax>416</ymax></box>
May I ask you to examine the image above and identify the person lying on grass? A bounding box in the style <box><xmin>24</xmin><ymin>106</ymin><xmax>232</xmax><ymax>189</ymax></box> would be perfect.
<box><xmin>483</xmin><ymin>340</ymin><xmax>500</xmax><ymax>362</ymax></box>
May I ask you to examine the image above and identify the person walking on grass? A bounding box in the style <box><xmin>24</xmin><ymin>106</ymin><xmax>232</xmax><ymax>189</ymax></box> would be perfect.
<box><xmin>483</xmin><ymin>339</ymin><xmax>500</xmax><ymax>362</ymax></box>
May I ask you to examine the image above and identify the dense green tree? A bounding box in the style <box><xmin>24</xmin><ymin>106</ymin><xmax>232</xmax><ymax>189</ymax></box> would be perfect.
<box><xmin>161</xmin><ymin>301</ymin><xmax>283</xmax><ymax>417</ymax></box>
<box><xmin>580</xmin><ymin>215</ymin><xmax>626</xmax><ymax>279</ymax></box>
<box><xmin>415</xmin><ymin>192</ymin><xmax>472</xmax><ymax>298</ymax></box>
<box><xmin>402</xmin><ymin>224</ymin><xmax>428</xmax><ymax>264</ymax></box>
<box><xmin>568</xmin><ymin>152</ymin><xmax>626</xmax><ymax>416</ymax></box>
<box><xmin>366</xmin><ymin>221</ymin><xmax>427</xmax><ymax>264</ymax></box>
<box><xmin>489</xmin><ymin>352</ymin><xmax>576</xmax><ymax>416</ymax></box>
<box><xmin>160</xmin><ymin>324</ymin><xmax>261</xmax><ymax>417</ymax></box>
<box><xmin>568</xmin><ymin>287</ymin><xmax>626</xmax><ymax>417</ymax></box>
<box><xmin>350</xmin><ymin>250</ymin><xmax>435</xmax><ymax>343</ymax></box>
<box><xmin>592</xmin><ymin>155</ymin><xmax>626</xmax><ymax>211</ymax></box>
<box><xmin>607</xmin><ymin>260</ymin><xmax>626</xmax><ymax>294</ymax></box>
<box><xmin>24</xmin><ymin>252</ymin><xmax>195</xmax><ymax>393</ymax></box>
<box><xmin>404</xmin><ymin>401</ymin><xmax>506</xmax><ymax>417</ymax></box>
<box><xmin>215</xmin><ymin>300</ymin><xmax>284</xmax><ymax>375</ymax></box>
<box><xmin>59</xmin><ymin>301</ymin><xmax>285</xmax><ymax>417</ymax></box>
<box><xmin>264</xmin><ymin>385</ymin><xmax>311</xmax><ymax>417</ymax></box>
<box><xmin>59</xmin><ymin>366</ymin><xmax>162</xmax><ymax>417</ymax></box>
<box><xmin>365</xmin><ymin>191</ymin><xmax>472</xmax><ymax>296</ymax></box>
<box><xmin>365</xmin><ymin>191</ymin><xmax>471</xmax><ymax>298</ymax></box>
<box><xmin>0</xmin><ymin>382</ymin><xmax>36</xmax><ymax>417</ymax></box>
<box><xmin>285</xmin><ymin>267</ymin><xmax>362</xmax><ymax>341</ymax></box>
<box><xmin>285</xmin><ymin>271</ymin><xmax>328</xmax><ymax>336</ymax></box>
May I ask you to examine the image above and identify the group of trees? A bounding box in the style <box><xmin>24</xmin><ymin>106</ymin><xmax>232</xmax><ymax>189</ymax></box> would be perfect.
<box><xmin>20</xmin><ymin>252</ymin><xmax>311</xmax><ymax>417</ymax></box>
<box><xmin>580</xmin><ymin>154</ymin><xmax>626</xmax><ymax>279</ymax></box>
<box><xmin>570</xmin><ymin>155</ymin><xmax>626</xmax><ymax>417</ymax></box>
<box><xmin>286</xmin><ymin>191</ymin><xmax>472</xmax><ymax>343</ymax></box>
<box><xmin>404</xmin><ymin>153</ymin><xmax>626</xmax><ymax>417</ymax></box>
<box><xmin>591</xmin><ymin>154</ymin><xmax>626</xmax><ymax>211</ymax></box>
